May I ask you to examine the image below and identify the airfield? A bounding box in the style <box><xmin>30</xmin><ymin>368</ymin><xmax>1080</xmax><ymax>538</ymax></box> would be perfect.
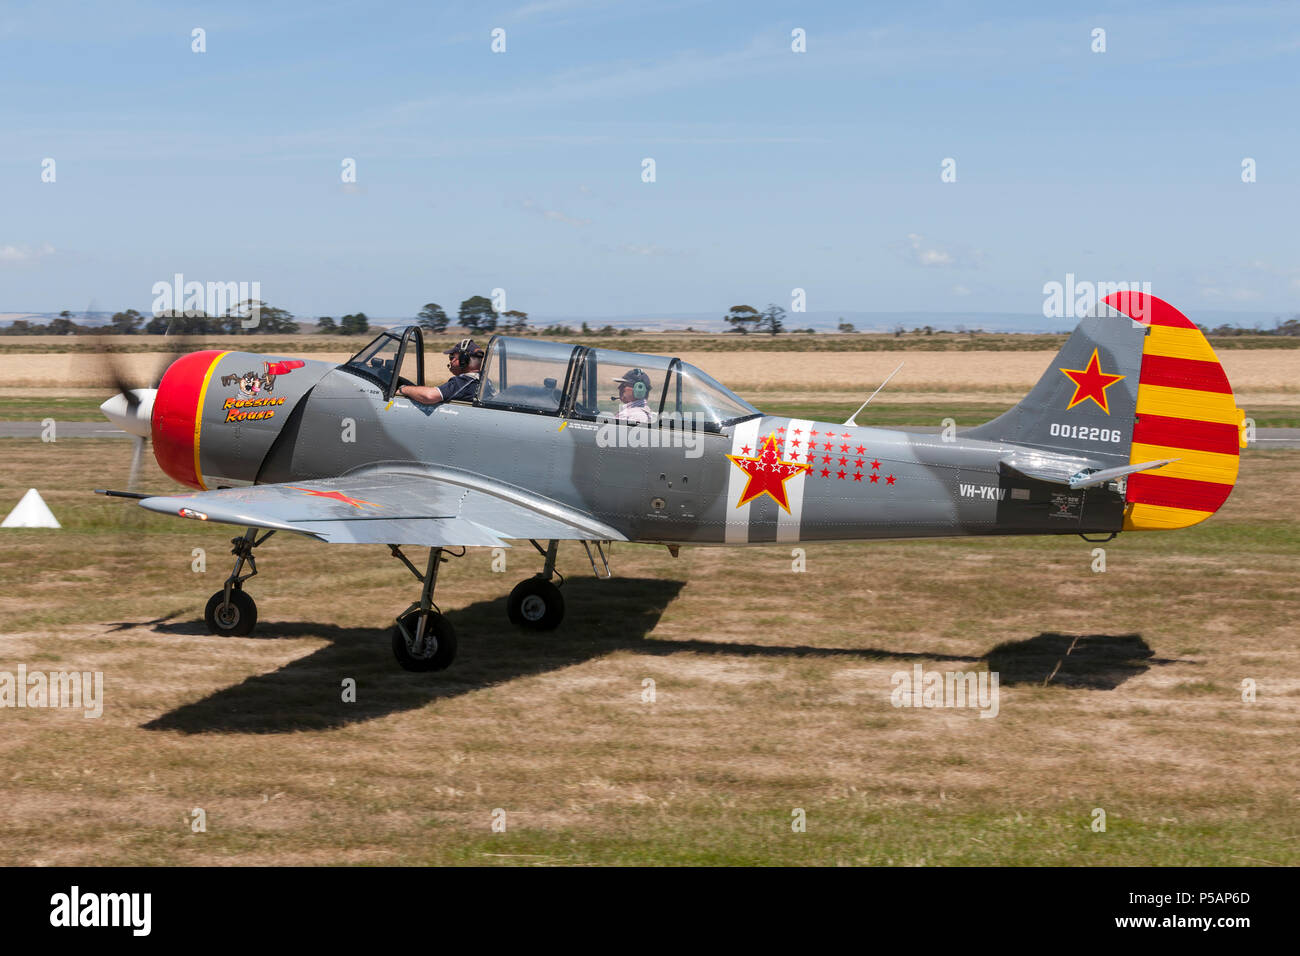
<box><xmin>1</xmin><ymin>339</ymin><xmax>1296</xmax><ymax>865</ymax></box>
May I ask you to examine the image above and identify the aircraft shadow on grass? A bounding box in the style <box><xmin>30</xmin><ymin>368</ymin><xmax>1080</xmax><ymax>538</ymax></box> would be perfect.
<box><xmin>138</xmin><ymin>579</ymin><xmax>1181</xmax><ymax>735</ymax></box>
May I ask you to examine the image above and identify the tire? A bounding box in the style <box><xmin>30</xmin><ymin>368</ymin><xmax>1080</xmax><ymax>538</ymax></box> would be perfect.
<box><xmin>392</xmin><ymin>610</ymin><xmax>457</xmax><ymax>671</ymax></box>
<box><xmin>204</xmin><ymin>589</ymin><xmax>257</xmax><ymax>636</ymax></box>
<box><xmin>507</xmin><ymin>577</ymin><xmax>565</xmax><ymax>630</ymax></box>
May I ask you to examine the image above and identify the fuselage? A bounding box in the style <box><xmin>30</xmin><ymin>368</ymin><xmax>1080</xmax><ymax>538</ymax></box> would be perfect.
<box><xmin>131</xmin><ymin>296</ymin><xmax>1246</xmax><ymax>554</ymax></box>
<box><xmin>215</xmin><ymin>363</ymin><xmax>1124</xmax><ymax>544</ymax></box>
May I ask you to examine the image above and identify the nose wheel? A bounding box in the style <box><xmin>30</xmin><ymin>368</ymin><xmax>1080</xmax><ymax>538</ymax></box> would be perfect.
<box><xmin>388</xmin><ymin>545</ymin><xmax>459</xmax><ymax>671</ymax></box>
<box><xmin>392</xmin><ymin>607</ymin><xmax>457</xmax><ymax>671</ymax></box>
<box><xmin>205</xmin><ymin>588</ymin><xmax>257</xmax><ymax>636</ymax></box>
<box><xmin>203</xmin><ymin>528</ymin><xmax>272</xmax><ymax>636</ymax></box>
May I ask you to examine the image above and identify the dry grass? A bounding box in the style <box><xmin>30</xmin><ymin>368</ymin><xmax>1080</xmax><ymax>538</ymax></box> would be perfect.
<box><xmin>0</xmin><ymin>434</ymin><xmax>1296</xmax><ymax>865</ymax></box>
<box><xmin>2</xmin><ymin>350</ymin><xmax>1297</xmax><ymax>403</ymax></box>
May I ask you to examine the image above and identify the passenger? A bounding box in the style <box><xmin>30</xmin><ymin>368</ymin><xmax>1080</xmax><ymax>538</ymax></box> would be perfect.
<box><xmin>397</xmin><ymin>339</ymin><xmax>484</xmax><ymax>406</ymax></box>
<box><xmin>614</xmin><ymin>368</ymin><xmax>654</xmax><ymax>424</ymax></box>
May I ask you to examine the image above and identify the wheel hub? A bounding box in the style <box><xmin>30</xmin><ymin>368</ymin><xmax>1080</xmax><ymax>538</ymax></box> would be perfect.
<box><xmin>405</xmin><ymin>614</ymin><xmax>438</xmax><ymax>657</ymax></box>
<box><xmin>216</xmin><ymin>603</ymin><xmax>239</xmax><ymax>627</ymax></box>
<box><xmin>520</xmin><ymin>594</ymin><xmax>547</xmax><ymax>621</ymax></box>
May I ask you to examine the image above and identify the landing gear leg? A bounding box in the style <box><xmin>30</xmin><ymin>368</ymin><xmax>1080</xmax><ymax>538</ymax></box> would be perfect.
<box><xmin>508</xmin><ymin>539</ymin><xmax>566</xmax><ymax>630</ymax></box>
<box><xmin>389</xmin><ymin>545</ymin><xmax>458</xmax><ymax>671</ymax></box>
<box><xmin>204</xmin><ymin>528</ymin><xmax>273</xmax><ymax>636</ymax></box>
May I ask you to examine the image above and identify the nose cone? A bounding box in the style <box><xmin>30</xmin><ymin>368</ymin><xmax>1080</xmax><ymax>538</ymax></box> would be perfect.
<box><xmin>100</xmin><ymin>389</ymin><xmax>157</xmax><ymax>438</ymax></box>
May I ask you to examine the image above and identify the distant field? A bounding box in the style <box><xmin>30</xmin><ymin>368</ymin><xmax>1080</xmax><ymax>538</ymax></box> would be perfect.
<box><xmin>2</xmin><ymin>331</ymin><xmax>1298</xmax><ymax>355</ymax></box>
<box><xmin>0</xmin><ymin>439</ymin><xmax>1295</xmax><ymax>865</ymax></box>
<box><xmin>1</xmin><ymin>350</ymin><xmax>1296</xmax><ymax>402</ymax></box>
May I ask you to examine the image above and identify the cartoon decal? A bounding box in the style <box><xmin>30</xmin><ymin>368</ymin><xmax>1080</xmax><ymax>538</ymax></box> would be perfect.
<box><xmin>220</xmin><ymin>359</ymin><xmax>306</xmax><ymax>397</ymax></box>
<box><xmin>218</xmin><ymin>359</ymin><xmax>306</xmax><ymax>423</ymax></box>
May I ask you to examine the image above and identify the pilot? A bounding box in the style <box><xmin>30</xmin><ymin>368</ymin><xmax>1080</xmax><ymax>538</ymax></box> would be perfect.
<box><xmin>614</xmin><ymin>368</ymin><xmax>654</xmax><ymax>424</ymax></box>
<box><xmin>397</xmin><ymin>339</ymin><xmax>484</xmax><ymax>406</ymax></box>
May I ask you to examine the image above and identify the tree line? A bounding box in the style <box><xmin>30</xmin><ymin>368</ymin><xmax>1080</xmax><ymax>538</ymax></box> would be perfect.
<box><xmin>1</xmin><ymin>295</ymin><xmax>533</xmax><ymax>337</ymax></box>
<box><xmin>405</xmin><ymin>296</ymin><xmax>530</xmax><ymax>335</ymax></box>
<box><xmin>1</xmin><ymin>302</ymin><xmax>298</xmax><ymax>336</ymax></box>
<box><xmin>723</xmin><ymin>303</ymin><xmax>815</xmax><ymax>335</ymax></box>
<box><xmin>14</xmin><ymin>298</ymin><xmax>1295</xmax><ymax>338</ymax></box>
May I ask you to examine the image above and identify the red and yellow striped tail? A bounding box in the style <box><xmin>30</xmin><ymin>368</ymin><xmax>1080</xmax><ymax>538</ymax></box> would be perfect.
<box><xmin>1104</xmin><ymin>292</ymin><xmax>1245</xmax><ymax>530</ymax></box>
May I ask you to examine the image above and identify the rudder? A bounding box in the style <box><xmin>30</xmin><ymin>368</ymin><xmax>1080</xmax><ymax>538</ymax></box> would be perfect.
<box><xmin>1105</xmin><ymin>293</ymin><xmax>1245</xmax><ymax>530</ymax></box>
<box><xmin>964</xmin><ymin>293</ymin><xmax>1245</xmax><ymax>531</ymax></box>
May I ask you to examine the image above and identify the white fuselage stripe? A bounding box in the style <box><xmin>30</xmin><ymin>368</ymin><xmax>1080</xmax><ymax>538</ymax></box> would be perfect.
<box><xmin>776</xmin><ymin>418</ymin><xmax>813</xmax><ymax>542</ymax></box>
<box><xmin>725</xmin><ymin>418</ymin><xmax>762</xmax><ymax>543</ymax></box>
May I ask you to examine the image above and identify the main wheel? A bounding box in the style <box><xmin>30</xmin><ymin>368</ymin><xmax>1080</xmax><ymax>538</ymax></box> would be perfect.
<box><xmin>507</xmin><ymin>577</ymin><xmax>565</xmax><ymax>630</ymax></box>
<box><xmin>391</xmin><ymin>609</ymin><xmax>457</xmax><ymax>671</ymax></box>
<box><xmin>204</xmin><ymin>589</ymin><xmax>257</xmax><ymax>636</ymax></box>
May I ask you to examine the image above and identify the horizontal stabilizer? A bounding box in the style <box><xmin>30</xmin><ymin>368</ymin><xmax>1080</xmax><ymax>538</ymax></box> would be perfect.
<box><xmin>1068</xmin><ymin>458</ymin><xmax>1180</xmax><ymax>490</ymax></box>
<box><xmin>1000</xmin><ymin>450</ymin><xmax>1181</xmax><ymax>490</ymax></box>
<box><xmin>999</xmin><ymin>450</ymin><xmax>1095</xmax><ymax>485</ymax></box>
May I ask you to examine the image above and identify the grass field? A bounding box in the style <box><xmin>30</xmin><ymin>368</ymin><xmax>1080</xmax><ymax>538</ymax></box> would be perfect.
<box><xmin>0</xmin><ymin>434</ymin><xmax>1295</xmax><ymax>865</ymax></box>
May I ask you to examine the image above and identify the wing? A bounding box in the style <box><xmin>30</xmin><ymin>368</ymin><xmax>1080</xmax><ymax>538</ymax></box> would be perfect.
<box><xmin>136</xmin><ymin>467</ymin><xmax>627</xmax><ymax>547</ymax></box>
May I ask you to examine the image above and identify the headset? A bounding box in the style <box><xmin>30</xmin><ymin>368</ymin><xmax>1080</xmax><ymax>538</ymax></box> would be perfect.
<box><xmin>614</xmin><ymin>369</ymin><xmax>650</xmax><ymax>401</ymax></box>
<box><xmin>449</xmin><ymin>339</ymin><xmax>483</xmax><ymax>373</ymax></box>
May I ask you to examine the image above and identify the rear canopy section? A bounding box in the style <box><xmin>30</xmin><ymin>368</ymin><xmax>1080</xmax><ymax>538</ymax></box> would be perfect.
<box><xmin>1104</xmin><ymin>292</ymin><xmax>1246</xmax><ymax>530</ymax></box>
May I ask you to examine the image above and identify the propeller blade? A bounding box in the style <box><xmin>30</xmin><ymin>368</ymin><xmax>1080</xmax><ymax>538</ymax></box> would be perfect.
<box><xmin>127</xmin><ymin>435</ymin><xmax>146</xmax><ymax>491</ymax></box>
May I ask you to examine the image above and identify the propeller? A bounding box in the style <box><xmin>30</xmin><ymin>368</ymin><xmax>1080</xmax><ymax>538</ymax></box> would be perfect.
<box><xmin>93</xmin><ymin>309</ymin><xmax>195</xmax><ymax>492</ymax></box>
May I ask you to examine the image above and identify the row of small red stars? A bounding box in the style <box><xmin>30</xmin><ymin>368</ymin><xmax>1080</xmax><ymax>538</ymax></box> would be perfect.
<box><xmin>740</xmin><ymin>425</ymin><xmax>896</xmax><ymax>486</ymax></box>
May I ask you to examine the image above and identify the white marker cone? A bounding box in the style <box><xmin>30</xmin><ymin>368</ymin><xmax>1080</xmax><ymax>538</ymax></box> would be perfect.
<box><xmin>1</xmin><ymin>489</ymin><xmax>61</xmax><ymax>528</ymax></box>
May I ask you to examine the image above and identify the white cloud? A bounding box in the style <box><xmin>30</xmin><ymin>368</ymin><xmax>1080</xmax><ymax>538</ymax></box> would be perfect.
<box><xmin>894</xmin><ymin>234</ymin><xmax>982</xmax><ymax>269</ymax></box>
<box><xmin>520</xmin><ymin>199</ymin><xmax>590</xmax><ymax>227</ymax></box>
<box><xmin>0</xmin><ymin>242</ymin><xmax>54</xmax><ymax>264</ymax></box>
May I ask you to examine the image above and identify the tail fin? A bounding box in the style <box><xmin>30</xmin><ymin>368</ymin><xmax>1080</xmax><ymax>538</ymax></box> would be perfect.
<box><xmin>964</xmin><ymin>293</ymin><xmax>1245</xmax><ymax>530</ymax></box>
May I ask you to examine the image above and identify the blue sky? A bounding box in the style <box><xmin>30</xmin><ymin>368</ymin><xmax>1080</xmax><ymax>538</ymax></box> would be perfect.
<box><xmin>2</xmin><ymin>0</ymin><xmax>1298</xmax><ymax>321</ymax></box>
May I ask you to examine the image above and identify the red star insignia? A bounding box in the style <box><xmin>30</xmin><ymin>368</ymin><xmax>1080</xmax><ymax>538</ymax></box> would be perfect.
<box><xmin>793</xmin><ymin>428</ymin><xmax>802</xmax><ymax>435</ymax></box>
<box><xmin>853</xmin><ymin>472</ymin><xmax>863</xmax><ymax>482</ymax></box>
<box><xmin>823</xmin><ymin>442</ymin><xmax>833</xmax><ymax>450</ymax></box>
<box><xmin>840</xmin><ymin>443</ymin><xmax>849</xmax><ymax>452</ymax></box>
<box><xmin>820</xmin><ymin>468</ymin><xmax>830</xmax><ymax>477</ymax></box>
<box><xmin>789</xmin><ymin>451</ymin><xmax>800</xmax><ymax>461</ymax></box>
<box><xmin>821</xmin><ymin>455</ymin><xmax>831</xmax><ymax>464</ymax></box>
<box><xmin>726</xmin><ymin>433</ymin><xmax>811</xmax><ymax>513</ymax></box>
<box><xmin>871</xmin><ymin>459</ymin><xmax>881</xmax><ymax>470</ymax></box>
<box><xmin>855</xmin><ymin>445</ymin><xmax>865</xmax><ymax>454</ymax></box>
<box><xmin>777</xmin><ymin>427</ymin><xmax>786</xmax><ymax>434</ymax></box>
<box><xmin>791</xmin><ymin>439</ymin><xmax>801</xmax><ymax>447</ymax></box>
<box><xmin>854</xmin><ymin>458</ymin><xmax>864</xmax><ymax>469</ymax></box>
<box><xmin>838</xmin><ymin>456</ymin><xmax>848</xmax><ymax>466</ymax></box>
<box><xmin>289</xmin><ymin>487</ymin><xmax>377</xmax><ymax>509</ymax></box>
<box><xmin>886</xmin><ymin>475</ymin><xmax>896</xmax><ymax>485</ymax></box>
<box><xmin>741</xmin><ymin>445</ymin><xmax>751</xmax><ymax>455</ymax></box>
<box><xmin>869</xmin><ymin>473</ymin><xmax>879</xmax><ymax>483</ymax></box>
<box><xmin>841</xmin><ymin>432</ymin><xmax>851</xmax><ymax>438</ymax></box>
<box><xmin>1059</xmin><ymin>347</ymin><xmax>1125</xmax><ymax>414</ymax></box>
<box><xmin>810</xmin><ymin>429</ymin><xmax>819</xmax><ymax>437</ymax></box>
<box><xmin>836</xmin><ymin>469</ymin><xmax>847</xmax><ymax>480</ymax></box>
